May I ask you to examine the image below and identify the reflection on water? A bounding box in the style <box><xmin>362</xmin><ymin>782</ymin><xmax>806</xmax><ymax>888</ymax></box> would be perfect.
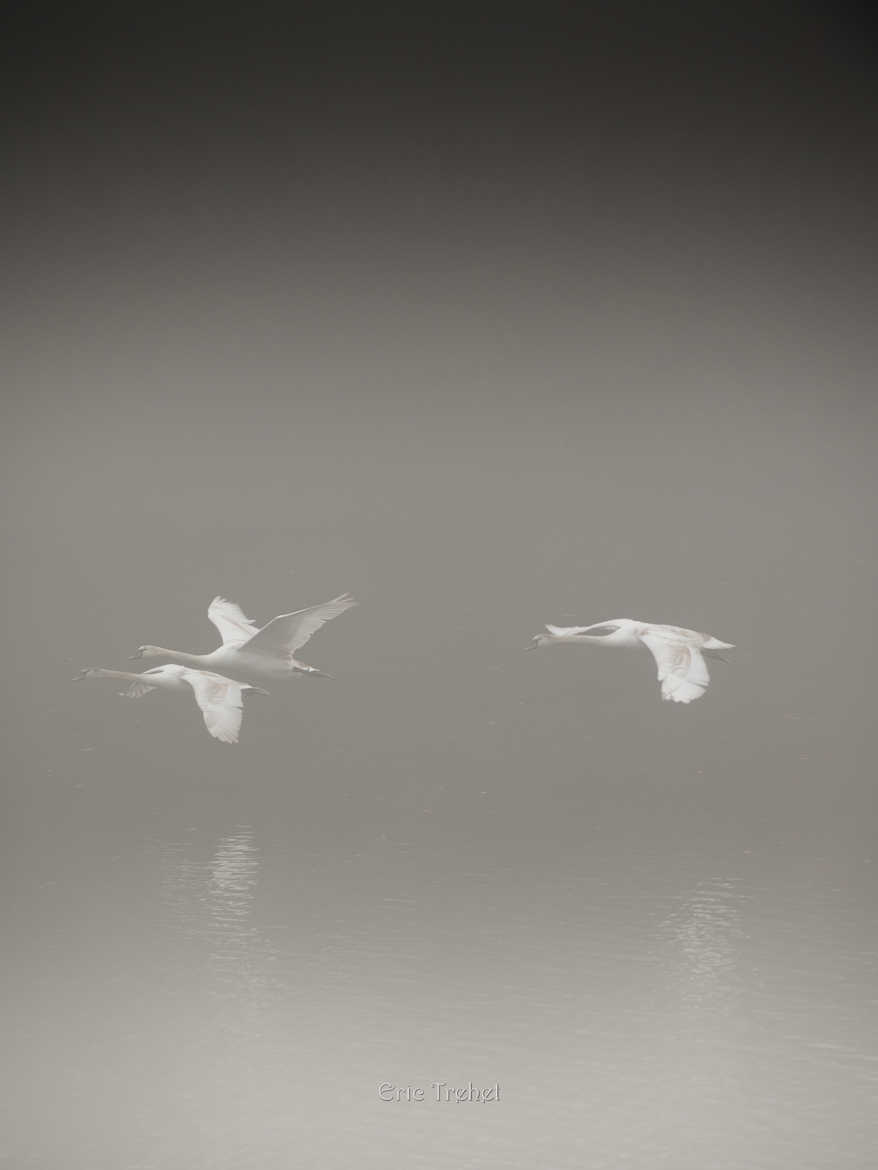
<box><xmin>656</xmin><ymin>877</ymin><xmax>748</xmax><ymax>1015</ymax></box>
<box><xmin>152</xmin><ymin>828</ymin><xmax>295</xmax><ymax>1170</ymax></box>
<box><xmin>6</xmin><ymin>783</ymin><xmax>877</xmax><ymax>1170</ymax></box>
<box><xmin>158</xmin><ymin>827</ymin><xmax>281</xmax><ymax>1034</ymax></box>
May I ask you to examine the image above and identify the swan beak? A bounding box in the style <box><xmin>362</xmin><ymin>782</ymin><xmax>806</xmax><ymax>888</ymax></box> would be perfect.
<box><xmin>128</xmin><ymin>651</ymin><xmax>143</xmax><ymax>660</ymax></box>
<box><xmin>312</xmin><ymin>669</ymin><xmax>333</xmax><ymax>679</ymax></box>
<box><xmin>524</xmin><ymin>640</ymin><xmax>539</xmax><ymax>651</ymax></box>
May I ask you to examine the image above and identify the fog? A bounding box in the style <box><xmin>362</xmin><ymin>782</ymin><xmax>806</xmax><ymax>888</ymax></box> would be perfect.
<box><xmin>4</xmin><ymin>8</ymin><xmax>877</xmax><ymax>1167</ymax></box>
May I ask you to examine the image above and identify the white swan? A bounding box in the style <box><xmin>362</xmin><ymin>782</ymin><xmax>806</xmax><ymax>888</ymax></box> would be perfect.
<box><xmin>529</xmin><ymin>619</ymin><xmax>735</xmax><ymax>703</ymax></box>
<box><xmin>73</xmin><ymin>665</ymin><xmax>269</xmax><ymax>743</ymax></box>
<box><xmin>129</xmin><ymin>593</ymin><xmax>358</xmax><ymax>684</ymax></box>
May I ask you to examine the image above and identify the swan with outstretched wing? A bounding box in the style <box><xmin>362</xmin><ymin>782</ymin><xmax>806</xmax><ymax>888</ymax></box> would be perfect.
<box><xmin>528</xmin><ymin>618</ymin><xmax>734</xmax><ymax>704</ymax></box>
<box><xmin>129</xmin><ymin>593</ymin><xmax>358</xmax><ymax>683</ymax></box>
<box><xmin>73</xmin><ymin>665</ymin><xmax>268</xmax><ymax>742</ymax></box>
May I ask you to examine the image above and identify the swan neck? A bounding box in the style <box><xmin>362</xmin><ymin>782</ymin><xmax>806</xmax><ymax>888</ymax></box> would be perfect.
<box><xmin>152</xmin><ymin>648</ymin><xmax>206</xmax><ymax>668</ymax></box>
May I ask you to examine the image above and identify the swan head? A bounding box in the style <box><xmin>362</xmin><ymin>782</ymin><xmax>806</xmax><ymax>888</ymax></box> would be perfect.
<box><xmin>129</xmin><ymin>645</ymin><xmax>164</xmax><ymax>660</ymax></box>
<box><xmin>294</xmin><ymin>664</ymin><xmax>333</xmax><ymax>678</ymax></box>
<box><xmin>72</xmin><ymin>667</ymin><xmax>101</xmax><ymax>681</ymax></box>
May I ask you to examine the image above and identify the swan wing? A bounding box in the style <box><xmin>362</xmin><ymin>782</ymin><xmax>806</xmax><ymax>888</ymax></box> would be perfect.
<box><xmin>638</xmin><ymin>632</ymin><xmax>711</xmax><ymax>704</ymax></box>
<box><xmin>241</xmin><ymin>594</ymin><xmax>357</xmax><ymax>659</ymax></box>
<box><xmin>207</xmin><ymin>597</ymin><xmax>260</xmax><ymax>646</ymax></box>
<box><xmin>182</xmin><ymin>670</ymin><xmax>245</xmax><ymax>743</ymax></box>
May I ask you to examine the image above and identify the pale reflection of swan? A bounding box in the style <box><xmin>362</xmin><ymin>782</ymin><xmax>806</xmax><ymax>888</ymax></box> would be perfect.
<box><xmin>129</xmin><ymin>593</ymin><xmax>358</xmax><ymax>683</ymax></box>
<box><xmin>658</xmin><ymin>878</ymin><xmax>747</xmax><ymax>1011</ymax></box>
<box><xmin>73</xmin><ymin>665</ymin><xmax>268</xmax><ymax>743</ymax></box>
<box><xmin>158</xmin><ymin>827</ymin><xmax>280</xmax><ymax>1010</ymax></box>
<box><xmin>157</xmin><ymin>829</ymin><xmax>288</xmax><ymax>1151</ymax></box>
<box><xmin>529</xmin><ymin>618</ymin><xmax>735</xmax><ymax>703</ymax></box>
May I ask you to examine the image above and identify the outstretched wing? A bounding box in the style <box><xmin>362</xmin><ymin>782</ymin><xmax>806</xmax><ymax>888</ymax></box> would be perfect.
<box><xmin>207</xmin><ymin>597</ymin><xmax>260</xmax><ymax>646</ymax></box>
<box><xmin>182</xmin><ymin>671</ymin><xmax>246</xmax><ymax>743</ymax></box>
<box><xmin>241</xmin><ymin>594</ymin><xmax>357</xmax><ymax>660</ymax></box>
<box><xmin>638</xmin><ymin>632</ymin><xmax>711</xmax><ymax>704</ymax></box>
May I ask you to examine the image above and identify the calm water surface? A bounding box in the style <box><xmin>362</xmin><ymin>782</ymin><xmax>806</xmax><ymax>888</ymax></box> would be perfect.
<box><xmin>7</xmin><ymin>687</ymin><xmax>876</xmax><ymax>1168</ymax></box>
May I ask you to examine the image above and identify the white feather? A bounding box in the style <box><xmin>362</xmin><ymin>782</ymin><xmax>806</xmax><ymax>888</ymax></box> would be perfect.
<box><xmin>132</xmin><ymin>593</ymin><xmax>358</xmax><ymax>682</ymax></box>
<box><xmin>531</xmin><ymin>618</ymin><xmax>734</xmax><ymax>704</ymax></box>
<box><xmin>73</xmin><ymin>665</ymin><xmax>262</xmax><ymax>743</ymax></box>
<box><xmin>207</xmin><ymin>597</ymin><xmax>260</xmax><ymax>646</ymax></box>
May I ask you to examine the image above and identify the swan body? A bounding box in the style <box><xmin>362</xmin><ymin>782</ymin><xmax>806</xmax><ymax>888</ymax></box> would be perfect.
<box><xmin>530</xmin><ymin>618</ymin><xmax>734</xmax><ymax>704</ymax></box>
<box><xmin>73</xmin><ymin>665</ymin><xmax>268</xmax><ymax>743</ymax></box>
<box><xmin>130</xmin><ymin>593</ymin><xmax>358</xmax><ymax>684</ymax></box>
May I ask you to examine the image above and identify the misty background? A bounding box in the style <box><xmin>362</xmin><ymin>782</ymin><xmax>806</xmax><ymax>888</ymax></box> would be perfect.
<box><xmin>4</xmin><ymin>5</ymin><xmax>877</xmax><ymax>1168</ymax></box>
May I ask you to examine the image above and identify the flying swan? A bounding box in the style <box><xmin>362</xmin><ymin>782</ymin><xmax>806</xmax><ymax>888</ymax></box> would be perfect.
<box><xmin>529</xmin><ymin>619</ymin><xmax>735</xmax><ymax>703</ymax></box>
<box><xmin>129</xmin><ymin>594</ymin><xmax>358</xmax><ymax>684</ymax></box>
<box><xmin>73</xmin><ymin>665</ymin><xmax>269</xmax><ymax>743</ymax></box>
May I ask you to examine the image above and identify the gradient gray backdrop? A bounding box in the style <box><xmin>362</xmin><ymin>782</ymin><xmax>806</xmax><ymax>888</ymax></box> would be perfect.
<box><xmin>4</xmin><ymin>6</ymin><xmax>877</xmax><ymax>1168</ymax></box>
